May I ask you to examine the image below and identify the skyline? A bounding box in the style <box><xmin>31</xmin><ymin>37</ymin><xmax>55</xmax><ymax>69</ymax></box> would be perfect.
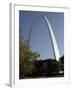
<box><xmin>19</xmin><ymin>10</ymin><xmax>64</xmax><ymax>60</ymax></box>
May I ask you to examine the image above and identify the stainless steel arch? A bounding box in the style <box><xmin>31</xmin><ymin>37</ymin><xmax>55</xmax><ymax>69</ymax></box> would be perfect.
<box><xmin>27</xmin><ymin>15</ymin><xmax>60</xmax><ymax>61</ymax></box>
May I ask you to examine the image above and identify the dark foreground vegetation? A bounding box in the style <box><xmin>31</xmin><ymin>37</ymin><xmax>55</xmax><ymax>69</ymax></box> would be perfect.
<box><xmin>19</xmin><ymin>40</ymin><xmax>64</xmax><ymax>79</ymax></box>
<box><xmin>19</xmin><ymin>56</ymin><xmax>64</xmax><ymax>79</ymax></box>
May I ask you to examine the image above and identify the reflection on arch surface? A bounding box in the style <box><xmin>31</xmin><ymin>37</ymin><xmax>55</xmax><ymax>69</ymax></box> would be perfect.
<box><xmin>27</xmin><ymin>15</ymin><xmax>60</xmax><ymax>61</ymax></box>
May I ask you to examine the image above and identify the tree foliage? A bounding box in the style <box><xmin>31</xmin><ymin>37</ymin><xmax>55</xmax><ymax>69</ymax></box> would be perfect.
<box><xmin>19</xmin><ymin>40</ymin><xmax>40</xmax><ymax>79</ymax></box>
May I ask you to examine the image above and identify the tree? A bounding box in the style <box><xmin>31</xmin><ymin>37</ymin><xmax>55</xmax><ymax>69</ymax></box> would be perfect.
<box><xmin>19</xmin><ymin>40</ymin><xmax>40</xmax><ymax>79</ymax></box>
<box><xmin>59</xmin><ymin>56</ymin><xmax>64</xmax><ymax>72</ymax></box>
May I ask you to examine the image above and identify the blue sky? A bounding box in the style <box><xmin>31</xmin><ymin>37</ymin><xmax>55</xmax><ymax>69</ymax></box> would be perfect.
<box><xmin>19</xmin><ymin>10</ymin><xmax>64</xmax><ymax>60</ymax></box>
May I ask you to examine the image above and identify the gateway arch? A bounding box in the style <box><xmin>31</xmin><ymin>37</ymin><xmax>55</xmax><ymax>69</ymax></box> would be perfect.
<box><xmin>27</xmin><ymin>15</ymin><xmax>60</xmax><ymax>61</ymax></box>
